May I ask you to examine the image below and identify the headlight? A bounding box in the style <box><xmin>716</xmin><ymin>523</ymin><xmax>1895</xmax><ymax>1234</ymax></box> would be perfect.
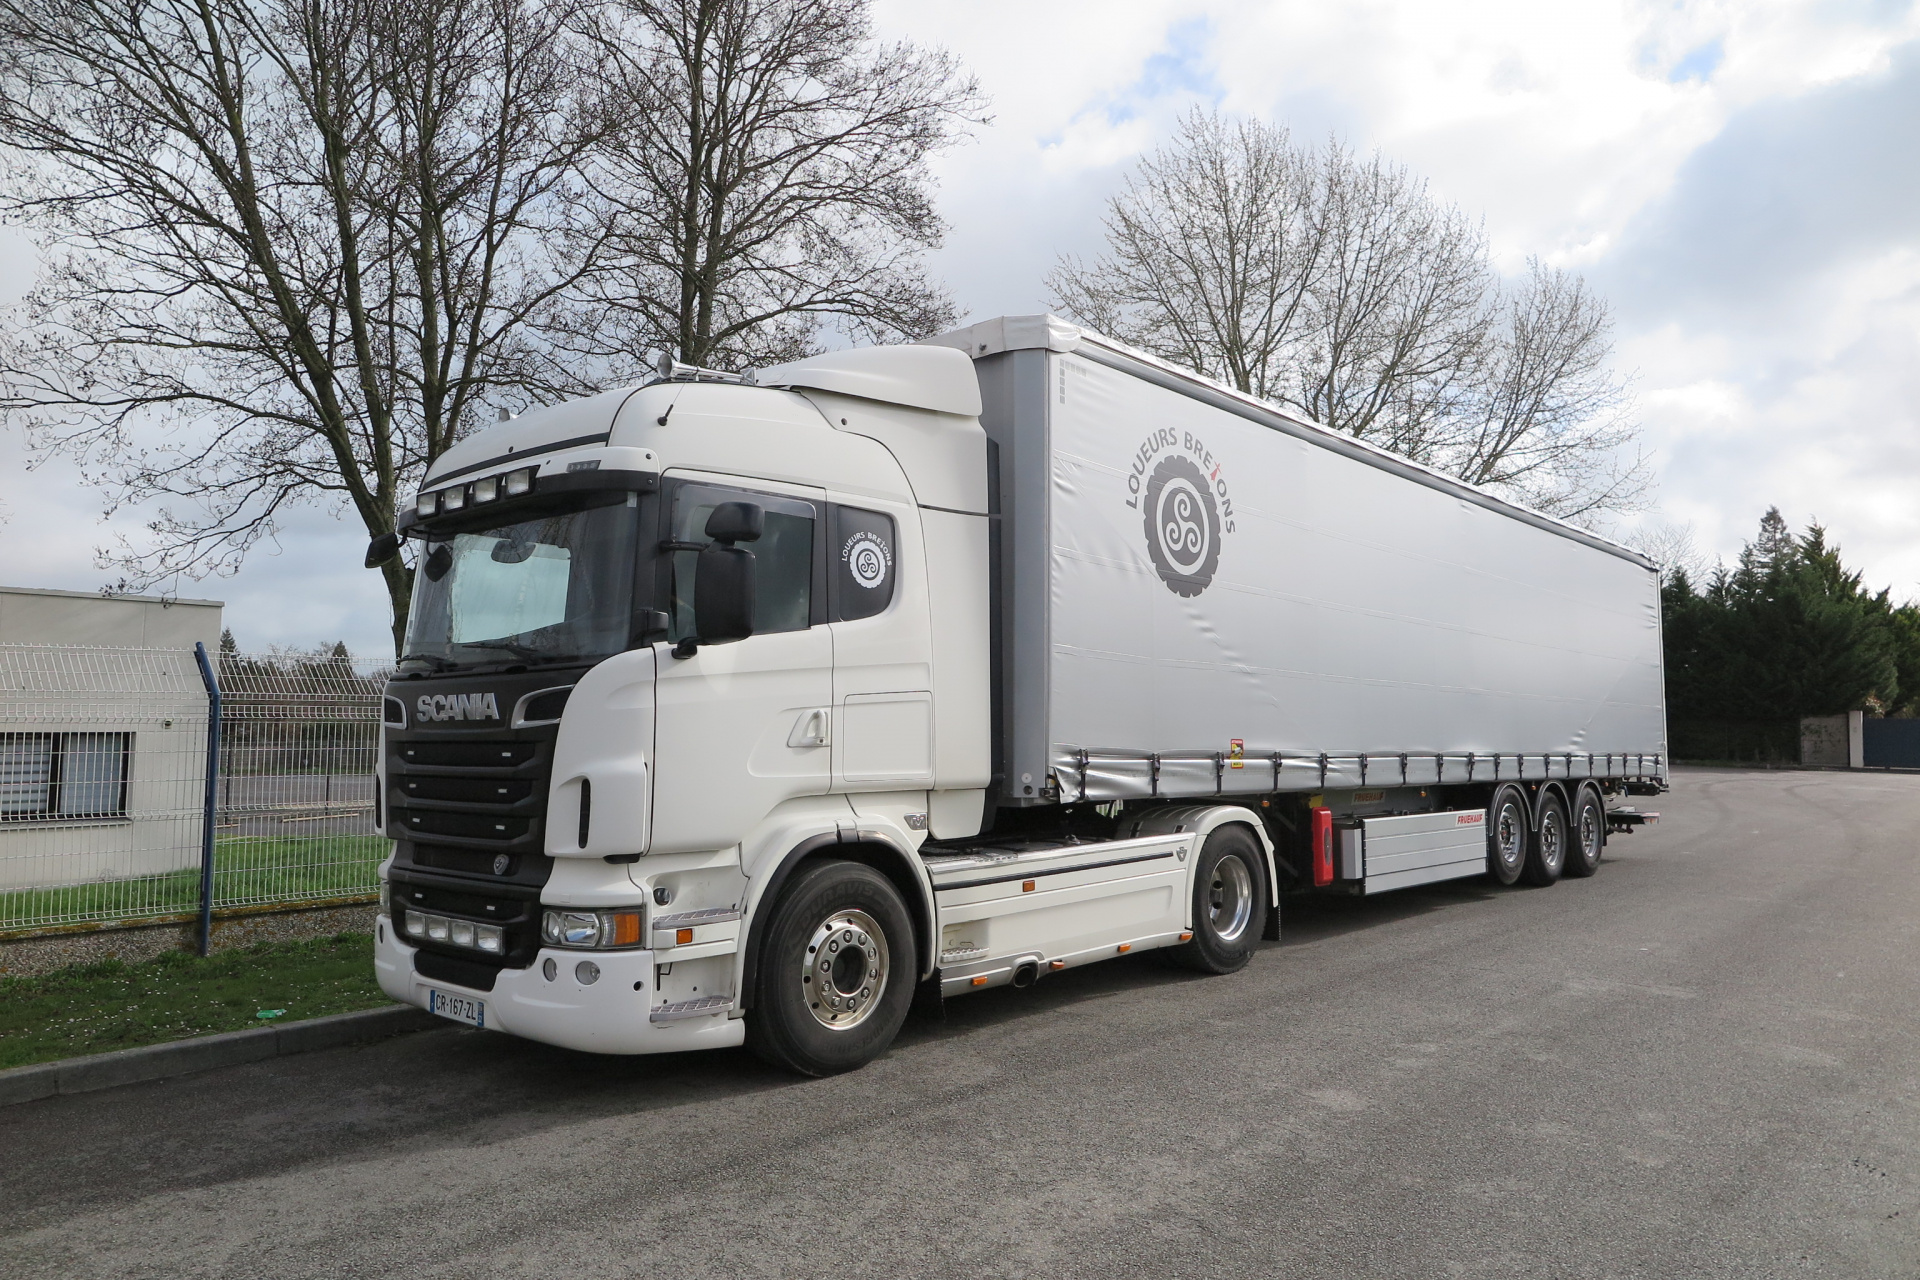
<box><xmin>540</xmin><ymin>907</ymin><xmax>645</xmax><ymax>949</ymax></box>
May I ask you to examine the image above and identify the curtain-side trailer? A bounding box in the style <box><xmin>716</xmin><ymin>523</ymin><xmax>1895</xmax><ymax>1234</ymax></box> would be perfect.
<box><xmin>369</xmin><ymin>315</ymin><xmax>1667</xmax><ymax>1075</ymax></box>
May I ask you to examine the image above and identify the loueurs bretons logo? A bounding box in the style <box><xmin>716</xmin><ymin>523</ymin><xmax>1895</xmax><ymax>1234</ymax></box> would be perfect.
<box><xmin>1126</xmin><ymin>428</ymin><xmax>1235</xmax><ymax>597</ymax></box>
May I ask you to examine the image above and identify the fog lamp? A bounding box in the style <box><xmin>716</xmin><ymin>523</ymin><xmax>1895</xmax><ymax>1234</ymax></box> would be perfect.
<box><xmin>475</xmin><ymin>924</ymin><xmax>505</xmax><ymax>954</ymax></box>
<box><xmin>449</xmin><ymin>919</ymin><xmax>475</xmax><ymax>948</ymax></box>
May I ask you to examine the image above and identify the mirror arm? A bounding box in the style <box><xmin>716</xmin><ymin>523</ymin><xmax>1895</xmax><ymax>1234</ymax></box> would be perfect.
<box><xmin>671</xmin><ymin>637</ymin><xmax>700</xmax><ymax>660</ymax></box>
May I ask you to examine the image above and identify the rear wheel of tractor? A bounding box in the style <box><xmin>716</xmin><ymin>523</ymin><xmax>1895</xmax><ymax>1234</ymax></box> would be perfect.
<box><xmin>1486</xmin><ymin>784</ymin><xmax>1529</xmax><ymax>886</ymax></box>
<box><xmin>1165</xmin><ymin>825</ymin><xmax>1268</xmax><ymax>974</ymax></box>
<box><xmin>746</xmin><ymin>860</ymin><xmax>916</xmax><ymax>1077</ymax></box>
<box><xmin>1523</xmin><ymin>791</ymin><xmax>1568</xmax><ymax>887</ymax></box>
<box><xmin>1564</xmin><ymin>784</ymin><xmax>1606</xmax><ymax>878</ymax></box>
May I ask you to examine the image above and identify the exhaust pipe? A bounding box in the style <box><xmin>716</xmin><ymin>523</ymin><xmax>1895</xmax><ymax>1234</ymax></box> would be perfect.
<box><xmin>1011</xmin><ymin>958</ymin><xmax>1042</xmax><ymax>988</ymax></box>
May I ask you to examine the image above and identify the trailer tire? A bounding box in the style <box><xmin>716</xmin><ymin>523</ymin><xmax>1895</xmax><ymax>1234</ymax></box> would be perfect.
<box><xmin>745</xmin><ymin>860</ymin><xmax>916</xmax><ymax>1077</ymax></box>
<box><xmin>1564</xmin><ymin>783</ymin><xmax>1606</xmax><ymax>878</ymax></box>
<box><xmin>1165</xmin><ymin>825</ymin><xmax>1268</xmax><ymax>974</ymax></box>
<box><xmin>1522</xmin><ymin>790</ymin><xmax>1568</xmax><ymax>886</ymax></box>
<box><xmin>1487</xmin><ymin>784</ymin><xmax>1529</xmax><ymax>886</ymax></box>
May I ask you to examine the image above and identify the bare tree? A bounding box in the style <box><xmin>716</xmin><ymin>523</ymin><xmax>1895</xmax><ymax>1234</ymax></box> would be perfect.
<box><xmin>1049</xmin><ymin>112</ymin><xmax>1321</xmax><ymax>402</ymax></box>
<box><xmin>1441</xmin><ymin>260</ymin><xmax>1646</xmax><ymax>518</ymax></box>
<box><xmin>0</xmin><ymin>0</ymin><xmax>605</xmax><ymax>653</ymax></box>
<box><xmin>565</xmin><ymin>0</ymin><xmax>986</xmax><ymax>373</ymax></box>
<box><xmin>1051</xmin><ymin>109</ymin><xmax>1649</xmax><ymax>522</ymax></box>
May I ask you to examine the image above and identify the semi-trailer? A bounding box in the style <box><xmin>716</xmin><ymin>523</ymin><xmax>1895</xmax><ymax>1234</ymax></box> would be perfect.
<box><xmin>372</xmin><ymin>314</ymin><xmax>1667</xmax><ymax>1075</ymax></box>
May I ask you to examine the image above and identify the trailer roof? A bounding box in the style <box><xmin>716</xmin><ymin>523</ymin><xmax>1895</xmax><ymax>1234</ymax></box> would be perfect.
<box><xmin>926</xmin><ymin>315</ymin><xmax>1656</xmax><ymax>572</ymax></box>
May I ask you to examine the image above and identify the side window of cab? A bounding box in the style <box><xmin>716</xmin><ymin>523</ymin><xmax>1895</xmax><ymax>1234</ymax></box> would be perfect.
<box><xmin>829</xmin><ymin>506</ymin><xmax>897</xmax><ymax>621</ymax></box>
<box><xmin>665</xmin><ymin>483</ymin><xmax>823</xmax><ymax>641</ymax></box>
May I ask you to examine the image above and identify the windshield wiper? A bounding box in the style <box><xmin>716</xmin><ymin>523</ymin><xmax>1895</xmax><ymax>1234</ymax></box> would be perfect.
<box><xmin>397</xmin><ymin>652</ymin><xmax>455</xmax><ymax>671</ymax></box>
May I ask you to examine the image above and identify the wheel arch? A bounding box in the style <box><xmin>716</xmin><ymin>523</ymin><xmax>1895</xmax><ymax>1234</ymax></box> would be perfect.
<box><xmin>1534</xmin><ymin>780</ymin><xmax>1572</xmax><ymax>826</ymax></box>
<box><xmin>1120</xmin><ymin>803</ymin><xmax>1278</xmax><ymax>922</ymax></box>
<box><xmin>737</xmin><ymin>833</ymin><xmax>936</xmax><ymax>1011</ymax></box>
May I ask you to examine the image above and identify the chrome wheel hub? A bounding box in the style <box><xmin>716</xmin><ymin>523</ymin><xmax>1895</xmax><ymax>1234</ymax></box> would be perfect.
<box><xmin>1207</xmin><ymin>854</ymin><xmax>1254</xmax><ymax>943</ymax></box>
<box><xmin>1494</xmin><ymin>802</ymin><xmax>1525</xmax><ymax>872</ymax></box>
<box><xmin>1540</xmin><ymin>811</ymin><xmax>1564</xmax><ymax>872</ymax></box>
<box><xmin>802</xmin><ymin>908</ymin><xmax>889</xmax><ymax>1031</ymax></box>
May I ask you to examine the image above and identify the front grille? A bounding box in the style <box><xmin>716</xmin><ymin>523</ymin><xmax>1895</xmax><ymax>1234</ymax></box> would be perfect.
<box><xmin>412</xmin><ymin>843</ymin><xmax>526</xmax><ymax>878</ymax></box>
<box><xmin>392</xmin><ymin>874</ymin><xmax>541</xmax><ymax>968</ymax></box>
<box><xmin>400</xmin><ymin>776</ymin><xmax>535</xmax><ymax>805</ymax></box>
<box><xmin>397</xmin><ymin>740</ymin><xmax>539</xmax><ymax>768</ymax></box>
<box><xmin>400</xmin><ymin>809</ymin><xmax>533</xmax><ymax>841</ymax></box>
<box><xmin>415</xmin><ymin>949</ymin><xmax>501</xmax><ymax>992</ymax></box>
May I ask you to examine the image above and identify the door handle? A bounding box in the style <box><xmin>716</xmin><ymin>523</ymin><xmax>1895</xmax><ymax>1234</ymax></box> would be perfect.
<box><xmin>788</xmin><ymin>708</ymin><xmax>831</xmax><ymax>748</ymax></box>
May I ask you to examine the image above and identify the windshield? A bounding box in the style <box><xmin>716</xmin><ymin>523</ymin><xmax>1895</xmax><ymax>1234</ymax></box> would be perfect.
<box><xmin>401</xmin><ymin>496</ymin><xmax>638</xmax><ymax>673</ymax></box>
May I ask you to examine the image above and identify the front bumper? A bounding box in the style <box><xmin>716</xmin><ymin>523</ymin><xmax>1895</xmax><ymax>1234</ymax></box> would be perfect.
<box><xmin>375</xmin><ymin>916</ymin><xmax>744</xmax><ymax>1055</ymax></box>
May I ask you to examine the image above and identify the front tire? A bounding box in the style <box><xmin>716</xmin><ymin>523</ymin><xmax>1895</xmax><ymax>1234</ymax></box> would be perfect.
<box><xmin>1487</xmin><ymin>784</ymin><xmax>1529</xmax><ymax>886</ymax></box>
<box><xmin>1165</xmin><ymin>825</ymin><xmax>1268</xmax><ymax>974</ymax></box>
<box><xmin>1564</xmin><ymin>783</ymin><xmax>1606</xmax><ymax>878</ymax></box>
<box><xmin>1523</xmin><ymin>791</ymin><xmax>1568</xmax><ymax>886</ymax></box>
<box><xmin>746</xmin><ymin>860</ymin><xmax>916</xmax><ymax>1077</ymax></box>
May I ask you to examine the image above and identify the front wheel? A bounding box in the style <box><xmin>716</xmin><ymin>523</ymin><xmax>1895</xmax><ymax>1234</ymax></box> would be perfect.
<box><xmin>1165</xmin><ymin>825</ymin><xmax>1268</xmax><ymax>974</ymax></box>
<box><xmin>746</xmin><ymin>860</ymin><xmax>916</xmax><ymax>1077</ymax></box>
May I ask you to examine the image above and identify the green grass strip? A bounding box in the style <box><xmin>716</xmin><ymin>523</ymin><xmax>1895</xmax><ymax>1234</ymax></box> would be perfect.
<box><xmin>0</xmin><ymin>932</ymin><xmax>391</xmax><ymax>1070</ymax></box>
<box><xmin>0</xmin><ymin>835</ymin><xmax>390</xmax><ymax>932</ymax></box>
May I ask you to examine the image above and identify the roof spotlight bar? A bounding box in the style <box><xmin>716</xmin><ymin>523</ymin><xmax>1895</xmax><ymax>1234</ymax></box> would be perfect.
<box><xmin>652</xmin><ymin>350</ymin><xmax>755</xmax><ymax>386</ymax></box>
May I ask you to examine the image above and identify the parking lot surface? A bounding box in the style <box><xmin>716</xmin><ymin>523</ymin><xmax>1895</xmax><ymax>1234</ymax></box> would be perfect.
<box><xmin>4</xmin><ymin>767</ymin><xmax>1918</xmax><ymax>1278</ymax></box>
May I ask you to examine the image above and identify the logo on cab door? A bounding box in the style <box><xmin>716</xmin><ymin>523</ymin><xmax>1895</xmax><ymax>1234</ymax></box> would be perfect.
<box><xmin>416</xmin><ymin>692</ymin><xmax>501</xmax><ymax>722</ymax></box>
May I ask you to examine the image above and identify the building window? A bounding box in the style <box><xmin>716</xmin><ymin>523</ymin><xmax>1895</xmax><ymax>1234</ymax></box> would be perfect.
<box><xmin>0</xmin><ymin>732</ymin><xmax>132</xmax><ymax>821</ymax></box>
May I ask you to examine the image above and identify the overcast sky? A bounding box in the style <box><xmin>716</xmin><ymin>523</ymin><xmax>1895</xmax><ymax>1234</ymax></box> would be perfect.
<box><xmin>2</xmin><ymin>0</ymin><xmax>1916</xmax><ymax>658</ymax></box>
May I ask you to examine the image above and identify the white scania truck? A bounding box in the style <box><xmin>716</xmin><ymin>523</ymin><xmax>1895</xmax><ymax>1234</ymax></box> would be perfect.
<box><xmin>370</xmin><ymin>315</ymin><xmax>1667</xmax><ymax>1075</ymax></box>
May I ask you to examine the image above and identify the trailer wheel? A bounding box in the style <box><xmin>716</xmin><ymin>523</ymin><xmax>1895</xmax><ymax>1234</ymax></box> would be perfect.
<box><xmin>745</xmin><ymin>860</ymin><xmax>916</xmax><ymax>1077</ymax></box>
<box><xmin>1523</xmin><ymin>791</ymin><xmax>1568</xmax><ymax>886</ymax></box>
<box><xmin>1487</xmin><ymin>784</ymin><xmax>1529</xmax><ymax>886</ymax></box>
<box><xmin>1564</xmin><ymin>783</ymin><xmax>1605</xmax><ymax>878</ymax></box>
<box><xmin>1165</xmin><ymin>825</ymin><xmax>1268</xmax><ymax>974</ymax></box>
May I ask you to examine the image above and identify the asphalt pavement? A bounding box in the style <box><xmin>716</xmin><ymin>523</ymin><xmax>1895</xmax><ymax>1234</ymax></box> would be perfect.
<box><xmin>4</xmin><ymin>767</ymin><xmax>1918</xmax><ymax>1279</ymax></box>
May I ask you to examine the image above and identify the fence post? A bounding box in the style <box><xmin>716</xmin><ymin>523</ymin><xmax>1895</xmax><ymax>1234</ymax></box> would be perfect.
<box><xmin>193</xmin><ymin>642</ymin><xmax>223</xmax><ymax>957</ymax></box>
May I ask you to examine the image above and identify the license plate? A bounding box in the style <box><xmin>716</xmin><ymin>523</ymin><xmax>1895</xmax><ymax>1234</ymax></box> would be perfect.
<box><xmin>427</xmin><ymin>988</ymin><xmax>485</xmax><ymax>1028</ymax></box>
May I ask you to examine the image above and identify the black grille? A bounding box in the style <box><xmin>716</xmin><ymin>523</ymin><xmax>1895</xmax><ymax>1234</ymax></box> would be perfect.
<box><xmin>397</xmin><ymin>740</ymin><xmax>538</xmax><ymax>768</ymax></box>
<box><xmin>415</xmin><ymin>949</ymin><xmax>501</xmax><ymax>992</ymax></box>
<box><xmin>412</xmin><ymin>843</ymin><xmax>525</xmax><ymax>878</ymax></box>
<box><xmin>400</xmin><ymin>776</ymin><xmax>535</xmax><ymax>805</ymax></box>
<box><xmin>401</xmin><ymin>809</ymin><xmax>533</xmax><ymax>841</ymax></box>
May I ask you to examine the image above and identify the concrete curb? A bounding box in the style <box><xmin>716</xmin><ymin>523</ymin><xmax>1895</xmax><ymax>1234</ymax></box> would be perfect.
<box><xmin>0</xmin><ymin>1004</ymin><xmax>439</xmax><ymax>1107</ymax></box>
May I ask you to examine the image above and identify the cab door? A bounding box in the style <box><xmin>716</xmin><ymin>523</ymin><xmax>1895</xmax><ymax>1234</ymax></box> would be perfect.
<box><xmin>649</xmin><ymin>476</ymin><xmax>834</xmax><ymax>854</ymax></box>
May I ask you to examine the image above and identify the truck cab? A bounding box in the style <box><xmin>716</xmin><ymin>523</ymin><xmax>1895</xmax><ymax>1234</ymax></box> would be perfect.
<box><xmin>374</xmin><ymin>344</ymin><xmax>1013</xmax><ymax>1070</ymax></box>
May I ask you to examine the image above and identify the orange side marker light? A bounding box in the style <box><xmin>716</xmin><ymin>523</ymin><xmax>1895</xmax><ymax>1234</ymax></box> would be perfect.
<box><xmin>675</xmin><ymin>927</ymin><xmax>694</xmax><ymax>945</ymax></box>
<box><xmin>1117</xmin><ymin>943</ymin><xmax>1132</xmax><ymax>954</ymax></box>
<box><xmin>971</xmin><ymin>975</ymin><xmax>988</xmax><ymax>986</ymax></box>
<box><xmin>1021</xmin><ymin>879</ymin><xmax>1036</xmax><ymax>893</ymax></box>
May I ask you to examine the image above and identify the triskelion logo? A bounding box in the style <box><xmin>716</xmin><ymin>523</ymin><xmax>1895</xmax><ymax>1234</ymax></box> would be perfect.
<box><xmin>842</xmin><ymin>532</ymin><xmax>890</xmax><ymax>589</ymax></box>
<box><xmin>1126</xmin><ymin>428</ymin><xmax>1234</xmax><ymax>597</ymax></box>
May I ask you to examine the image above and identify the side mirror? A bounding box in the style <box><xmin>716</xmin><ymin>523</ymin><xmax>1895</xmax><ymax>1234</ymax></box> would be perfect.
<box><xmin>704</xmin><ymin>501</ymin><xmax>763</xmax><ymax>545</ymax></box>
<box><xmin>693</xmin><ymin>542</ymin><xmax>755</xmax><ymax>645</ymax></box>
<box><xmin>365</xmin><ymin>531</ymin><xmax>401</xmax><ymax>568</ymax></box>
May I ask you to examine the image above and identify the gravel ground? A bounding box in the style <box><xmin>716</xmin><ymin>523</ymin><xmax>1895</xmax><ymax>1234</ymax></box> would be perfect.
<box><xmin>2</xmin><ymin>767</ymin><xmax>1917</xmax><ymax>1279</ymax></box>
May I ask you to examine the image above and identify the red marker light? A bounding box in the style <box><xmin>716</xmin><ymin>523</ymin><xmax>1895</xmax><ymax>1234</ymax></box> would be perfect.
<box><xmin>1311</xmin><ymin>806</ymin><xmax>1334</xmax><ymax>887</ymax></box>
